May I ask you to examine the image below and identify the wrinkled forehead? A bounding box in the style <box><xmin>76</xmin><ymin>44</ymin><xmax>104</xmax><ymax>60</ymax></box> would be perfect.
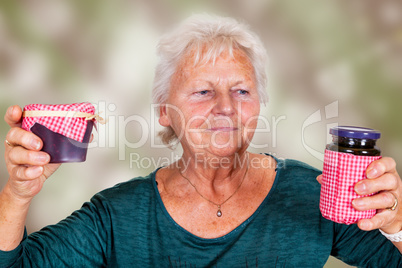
<box><xmin>175</xmin><ymin>44</ymin><xmax>254</xmax><ymax>78</ymax></box>
<box><xmin>168</xmin><ymin>48</ymin><xmax>255</xmax><ymax>93</ymax></box>
<box><xmin>182</xmin><ymin>42</ymin><xmax>250</xmax><ymax>68</ymax></box>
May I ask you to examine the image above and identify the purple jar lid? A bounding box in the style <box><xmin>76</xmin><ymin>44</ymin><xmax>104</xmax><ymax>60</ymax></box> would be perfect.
<box><xmin>330</xmin><ymin>126</ymin><xmax>381</xmax><ymax>140</ymax></box>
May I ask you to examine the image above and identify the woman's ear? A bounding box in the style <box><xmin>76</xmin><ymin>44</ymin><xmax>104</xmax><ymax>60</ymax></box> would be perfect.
<box><xmin>158</xmin><ymin>104</ymin><xmax>170</xmax><ymax>127</ymax></box>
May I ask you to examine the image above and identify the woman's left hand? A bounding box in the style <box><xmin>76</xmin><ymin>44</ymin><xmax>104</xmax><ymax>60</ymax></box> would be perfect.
<box><xmin>351</xmin><ymin>157</ymin><xmax>402</xmax><ymax>233</ymax></box>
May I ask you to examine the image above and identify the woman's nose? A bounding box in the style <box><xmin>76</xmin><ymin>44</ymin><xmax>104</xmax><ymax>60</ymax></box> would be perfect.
<box><xmin>212</xmin><ymin>94</ymin><xmax>235</xmax><ymax>116</ymax></box>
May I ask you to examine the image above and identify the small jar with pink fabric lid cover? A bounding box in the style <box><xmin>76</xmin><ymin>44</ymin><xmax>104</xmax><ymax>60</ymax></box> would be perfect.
<box><xmin>320</xmin><ymin>126</ymin><xmax>382</xmax><ymax>224</ymax></box>
<box><xmin>21</xmin><ymin>102</ymin><xmax>102</xmax><ymax>163</ymax></box>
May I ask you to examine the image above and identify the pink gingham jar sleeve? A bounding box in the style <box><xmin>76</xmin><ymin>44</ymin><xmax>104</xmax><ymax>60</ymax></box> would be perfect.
<box><xmin>320</xmin><ymin>150</ymin><xmax>381</xmax><ymax>224</ymax></box>
<box><xmin>22</xmin><ymin>102</ymin><xmax>95</xmax><ymax>143</ymax></box>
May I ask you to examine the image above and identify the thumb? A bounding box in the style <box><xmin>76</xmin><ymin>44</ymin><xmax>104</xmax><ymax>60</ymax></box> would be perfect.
<box><xmin>4</xmin><ymin>105</ymin><xmax>23</xmax><ymax>128</ymax></box>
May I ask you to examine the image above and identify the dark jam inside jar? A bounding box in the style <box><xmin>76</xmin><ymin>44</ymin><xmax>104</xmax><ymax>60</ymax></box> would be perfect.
<box><xmin>31</xmin><ymin>121</ymin><xmax>93</xmax><ymax>163</ymax></box>
<box><xmin>326</xmin><ymin>126</ymin><xmax>381</xmax><ymax>156</ymax></box>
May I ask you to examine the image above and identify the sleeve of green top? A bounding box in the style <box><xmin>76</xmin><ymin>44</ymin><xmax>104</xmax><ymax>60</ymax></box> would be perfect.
<box><xmin>0</xmin><ymin>229</ymin><xmax>26</xmax><ymax>268</ymax></box>
<box><xmin>331</xmin><ymin>222</ymin><xmax>402</xmax><ymax>267</ymax></box>
<box><xmin>0</xmin><ymin>193</ymin><xmax>111</xmax><ymax>267</ymax></box>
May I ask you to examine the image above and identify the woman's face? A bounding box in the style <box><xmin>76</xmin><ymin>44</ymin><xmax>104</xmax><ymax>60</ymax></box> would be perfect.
<box><xmin>159</xmin><ymin>48</ymin><xmax>261</xmax><ymax>157</ymax></box>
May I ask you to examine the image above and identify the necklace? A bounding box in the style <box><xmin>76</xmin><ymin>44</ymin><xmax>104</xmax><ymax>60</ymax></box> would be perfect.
<box><xmin>178</xmin><ymin>152</ymin><xmax>249</xmax><ymax>217</ymax></box>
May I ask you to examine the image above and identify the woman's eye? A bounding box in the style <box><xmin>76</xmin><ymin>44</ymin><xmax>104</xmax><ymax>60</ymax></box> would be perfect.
<box><xmin>199</xmin><ymin>90</ymin><xmax>209</xmax><ymax>95</ymax></box>
<box><xmin>237</xmin><ymin>89</ymin><xmax>249</xmax><ymax>95</ymax></box>
<box><xmin>195</xmin><ymin>90</ymin><xmax>211</xmax><ymax>96</ymax></box>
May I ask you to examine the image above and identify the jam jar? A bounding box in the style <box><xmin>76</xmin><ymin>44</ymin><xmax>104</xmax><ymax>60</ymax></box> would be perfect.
<box><xmin>326</xmin><ymin>126</ymin><xmax>381</xmax><ymax>156</ymax></box>
<box><xmin>320</xmin><ymin>126</ymin><xmax>382</xmax><ymax>224</ymax></box>
<box><xmin>22</xmin><ymin>103</ymin><xmax>96</xmax><ymax>163</ymax></box>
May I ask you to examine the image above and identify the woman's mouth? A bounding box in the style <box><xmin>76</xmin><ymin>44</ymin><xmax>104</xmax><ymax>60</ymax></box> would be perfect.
<box><xmin>207</xmin><ymin>127</ymin><xmax>239</xmax><ymax>132</ymax></box>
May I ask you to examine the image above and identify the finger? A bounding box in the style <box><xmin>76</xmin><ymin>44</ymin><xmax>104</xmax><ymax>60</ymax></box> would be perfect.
<box><xmin>8</xmin><ymin>146</ymin><xmax>50</xmax><ymax>166</ymax></box>
<box><xmin>316</xmin><ymin>174</ymin><xmax>323</xmax><ymax>185</ymax></box>
<box><xmin>6</xmin><ymin>127</ymin><xmax>42</xmax><ymax>151</ymax></box>
<box><xmin>356</xmin><ymin>210</ymin><xmax>393</xmax><ymax>231</ymax></box>
<box><xmin>354</xmin><ymin>172</ymin><xmax>399</xmax><ymax>195</ymax></box>
<box><xmin>12</xmin><ymin>165</ymin><xmax>44</xmax><ymax>180</ymax></box>
<box><xmin>352</xmin><ymin>191</ymin><xmax>396</xmax><ymax>211</ymax></box>
<box><xmin>4</xmin><ymin>105</ymin><xmax>23</xmax><ymax>128</ymax></box>
<box><xmin>366</xmin><ymin>157</ymin><xmax>397</xmax><ymax>179</ymax></box>
<box><xmin>90</xmin><ymin>133</ymin><xmax>94</xmax><ymax>143</ymax></box>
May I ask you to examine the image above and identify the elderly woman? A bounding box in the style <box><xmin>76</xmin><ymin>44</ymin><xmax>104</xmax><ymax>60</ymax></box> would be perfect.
<box><xmin>0</xmin><ymin>14</ymin><xmax>401</xmax><ymax>267</ymax></box>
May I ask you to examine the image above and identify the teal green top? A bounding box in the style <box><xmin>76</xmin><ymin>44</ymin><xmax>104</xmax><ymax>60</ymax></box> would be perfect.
<box><xmin>0</xmin><ymin>157</ymin><xmax>401</xmax><ymax>267</ymax></box>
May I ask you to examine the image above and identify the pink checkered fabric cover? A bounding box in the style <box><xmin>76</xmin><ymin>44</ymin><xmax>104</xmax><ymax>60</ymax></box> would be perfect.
<box><xmin>22</xmin><ymin>103</ymin><xmax>95</xmax><ymax>143</ymax></box>
<box><xmin>320</xmin><ymin>149</ymin><xmax>381</xmax><ymax>224</ymax></box>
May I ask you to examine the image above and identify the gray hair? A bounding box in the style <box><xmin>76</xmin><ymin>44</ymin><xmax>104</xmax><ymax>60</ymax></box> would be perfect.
<box><xmin>152</xmin><ymin>14</ymin><xmax>269</xmax><ymax>146</ymax></box>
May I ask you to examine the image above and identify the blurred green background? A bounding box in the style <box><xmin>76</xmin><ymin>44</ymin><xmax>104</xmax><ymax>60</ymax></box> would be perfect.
<box><xmin>1</xmin><ymin>1</ymin><xmax>401</xmax><ymax>267</ymax></box>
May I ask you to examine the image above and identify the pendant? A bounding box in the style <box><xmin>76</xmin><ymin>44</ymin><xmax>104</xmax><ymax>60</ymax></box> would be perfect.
<box><xmin>217</xmin><ymin>206</ymin><xmax>222</xmax><ymax>217</ymax></box>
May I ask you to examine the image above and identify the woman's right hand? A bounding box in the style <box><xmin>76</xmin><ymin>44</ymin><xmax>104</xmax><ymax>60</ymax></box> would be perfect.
<box><xmin>4</xmin><ymin>105</ymin><xmax>61</xmax><ymax>201</ymax></box>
